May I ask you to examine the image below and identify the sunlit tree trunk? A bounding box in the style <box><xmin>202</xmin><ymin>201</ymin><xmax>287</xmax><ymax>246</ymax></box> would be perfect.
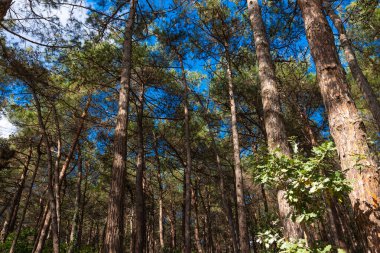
<box><xmin>103</xmin><ymin>0</ymin><xmax>137</xmax><ymax>252</ymax></box>
<box><xmin>323</xmin><ymin>1</ymin><xmax>380</xmax><ymax>129</ymax></box>
<box><xmin>247</xmin><ymin>0</ymin><xmax>304</xmax><ymax>240</ymax></box>
<box><xmin>225</xmin><ymin>43</ymin><xmax>250</xmax><ymax>253</ymax></box>
<box><xmin>298</xmin><ymin>0</ymin><xmax>380</xmax><ymax>249</ymax></box>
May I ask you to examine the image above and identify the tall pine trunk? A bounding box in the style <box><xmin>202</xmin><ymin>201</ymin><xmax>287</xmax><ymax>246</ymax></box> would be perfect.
<box><xmin>323</xmin><ymin>1</ymin><xmax>380</xmax><ymax>129</ymax></box>
<box><xmin>298</xmin><ymin>0</ymin><xmax>380</xmax><ymax>250</ymax></box>
<box><xmin>225</xmin><ymin>44</ymin><xmax>250</xmax><ymax>253</ymax></box>
<box><xmin>103</xmin><ymin>0</ymin><xmax>137</xmax><ymax>252</ymax></box>
<box><xmin>135</xmin><ymin>81</ymin><xmax>146</xmax><ymax>253</ymax></box>
<box><xmin>67</xmin><ymin>153</ymin><xmax>83</xmax><ymax>253</ymax></box>
<box><xmin>177</xmin><ymin>51</ymin><xmax>192</xmax><ymax>253</ymax></box>
<box><xmin>247</xmin><ymin>0</ymin><xmax>304</xmax><ymax>240</ymax></box>
<box><xmin>32</xmin><ymin>90</ymin><xmax>60</xmax><ymax>253</ymax></box>
<box><xmin>153</xmin><ymin>133</ymin><xmax>165</xmax><ymax>251</ymax></box>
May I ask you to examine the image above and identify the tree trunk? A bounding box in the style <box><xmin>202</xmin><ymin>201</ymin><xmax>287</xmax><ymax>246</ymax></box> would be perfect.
<box><xmin>52</xmin><ymin>106</ymin><xmax>62</xmax><ymax>240</ymax></box>
<box><xmin>177</xmin><ymin>51</ymin><xmax>192</xmax><ymax>253</ymax></box>
<box><xmin>225</xmin><ymin>44</ymin><xmax>250</xmax><ymax>253</ymax></box>
<box><xmin>103</xmin><ymin>0</ymin><xmax>137</xmax><ymax>252</ymax></box>
<box><xmin>192</xmin><ymin>186</ymin><xmax>204</xmax><ymax>253</ymax></box>
<box><xmin>0</xmin><ymin>0</ymin><xmax>11</xmax><ymax>22</ymax></box>
<box><xmin>194</xmin><ymin>93</ymin><xmax>239</xmax><ymax>253</ymax></box>
<box><xmin>9</xmin><ymin>141</ymin><xmax>42</xmax><ymax>253</ymax></box>
<box><xmin>32</xmin><ymin>90</ymin><xmax>60</xmax><ymax>253</ymax></box>
<box><xmin>323</xmin><ymin>1</ymin><xmax>380</xmax><ymax>129</ymax></box>
<box><xmin>169</xmin><ymin>201</ymin><xmax>176</xmax><ymax>251</ymax></box>
<box><xmin>32</xmin><ymin>204</ymin><xmax>50</xmax><ymax>253</ymax></box>
<box><xmin>153</xmin><ymin>133</ymin><xmax>165</xmax><ymax>251</ymax></box>
<box><xmin>135</xmin><ymin>81</ymin><xmax>146</xmax><ymax>253</ymax></box>
<box><xmin>0</xmin><ymin>144</ymin><xmax>33</xmax><ymax>242</ymax></box>
<box><xmin>247</xmin><ymin>0</ymin><xmax>304</xmax><ymax>240</ymax></box>
<box><xmin>298</xmin><ymin>0</ymin><xmax>380</xmax><ymax>250</ymax></box>
<box><xmin>67</xmin><ymin>154</ymin><xmax>83</xmax><ymax>253</ymax></box>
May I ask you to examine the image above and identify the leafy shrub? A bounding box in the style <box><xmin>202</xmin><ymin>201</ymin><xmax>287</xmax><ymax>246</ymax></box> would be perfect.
<box><xmin>252</xmin><ymin>141</ymin><xmax>351</xmax><ymax>223</ymax></box>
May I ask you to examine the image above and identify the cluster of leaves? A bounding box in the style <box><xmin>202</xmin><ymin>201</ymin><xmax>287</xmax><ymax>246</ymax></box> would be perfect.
<box><xmin>279</xmin><ymin>240</ymin><xmax>333</xmax><ymax>253</ymax></box>
<box><xmin>252</xmin><ymin>141</ymin><xmax>351</xmax><ymax>223</ymax></box>
<box><xmin>256</xmin><ymin>228</ymin><xmax>334</xmax><ymax>253</ymax></box>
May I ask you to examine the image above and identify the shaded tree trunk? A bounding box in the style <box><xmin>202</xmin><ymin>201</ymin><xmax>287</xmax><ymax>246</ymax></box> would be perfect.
<box><xmin>194</xmin><ymin>93</ymin><xmax>239</xmax><ymax>253</ymax></box>
<box><xmin>177</xmin><ymin>51</ymin><xmax>192</xmax><ymax>253</ymax></box>
<box><xmin>0</xmin><ymin>0</ymin><xmax>11</xmax><ymax>22</ymax></box>
<box><xmin>32</xmin><ymin>90</ymin><xmax>60</xmax><ymax>253</ymax></box>
<box><xmin>192</xmin><ymin>186</ymin><xmax>204</xmax><ymax>253</ymax></box>
<box><xmin>135</xmin><ymin>81</ymin><xmax>146</xmax><ymax>253</ymax></box>
<box><xmin>67</xmin><ymin>153</ymin><xmax>83</xmax><ymax>253</ymax></box>
<box><xmin>298</xmin><ymin>0</ymin><xmax>380</xmax><ymax>250</ymax></box>
<box><xmin>77</xmin><ymin>161</ymin><xmax>89</xmax><ymax>249</ymax></box>
<box><xmin>153</xmin><ymin>133</ymin><xmax>165</xmax><ymax>251</ymax></box>
<box><xmin>32</xmin><ymin>204</ymin><xmax>50</xmax><ymax>253</ymax></box>
<box><xmin>103</xmin><ymin>0</ymin><xmax>137</xmax><ymax>252</ymax></box>
<box><xmin>9</xmin><ymin>141</ymin><xmax>42</xmax><ymax>253</ymax></box>
<box><xmin>247</xmin><ymin>0</ymin><xmax>304</xmax><ymax>240</ymax></box>
<box><xmin>169</xmin><ymin>201</ymin><xmax>176</xmax><ymax>251</ymax></box>
<box><xmin>323</xmin><ymin>1</ymin><xmax>380</xmax><ymax>129</ymax></box>
<box><xmin>1</xmin><ymin>144</ymin><xmax>33</xmax><ymax>242</ymax></box>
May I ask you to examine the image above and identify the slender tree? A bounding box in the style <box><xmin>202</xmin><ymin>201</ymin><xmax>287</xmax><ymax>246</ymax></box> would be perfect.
<box><xmin>103</xmin><ymin>0</ymin><xmax>137</xmax><ymax>252</ymax></box>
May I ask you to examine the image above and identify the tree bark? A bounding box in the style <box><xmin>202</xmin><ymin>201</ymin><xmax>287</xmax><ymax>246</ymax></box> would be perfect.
<box><xmin>153</xmin><ymin>133</ymin><xmax>165</xmax><ymax>251</ymax></box>
<box><xmin>298</xmin><ymin>0</ymin><xmax>380</xmax><ymax>250</ymax></box>
<box><xmin>67</xmin><ymin>153</ymin><xmax>83</xmax><ymax>253</ymax></box>
<box><xmin>192</xmin><ymin>186</ymin><xmax>204</xmax><ymax>253</ymax></box>
<box><xmin>194</xmin><ymin>92</ymin><xmax>240</xmax><ymax>253</ymax></box>
<box><xmin>135</xmin><ymin>80</ymin><xmax>146</xmax><ymax>253</ymax></box>
<box><xmin>0</xmin><ymin>0</ymin><xmax>11</xmax><ymax>22</ymax></box>
<box><xmin>323</xmin><ymin>1</ymin><xmax>380</xmax><ymax>130</ymax></box>
<box><xmin>103</xmin><ymin>0</ymin><xmax>137</xmax><ymax>252</ymax></box>
<box><xmin>225</xmin><ymin>44</ymin><xmax>250</xmax><ymax>253</ymax></box>
<box><xmin>177</xmin><ymin>51</ymin><xmax>192</xmax><ymax>253</ymax></box>
<box><xmin>247</xmin><ymin>0</ymin><xmax>304</xmax><ymax>240</ymax></box>
<box><xmin>32</xmin><ymin>205</ymin><xmax>50</xmax><ymax>253</ymax></box>
<box><xmin>0</xmin><ymin>143</ymin><xmax>33</xmax><ymax>242</ymax></box>
<box><xmin>9</xmin><ymin>141</ymin><xmax>42</xmax><ymax>253</ymax></box>
<box><xmin>32</xmin><ymin>90</ymin><xmax>60</xmax><ymax>253</ymax></box>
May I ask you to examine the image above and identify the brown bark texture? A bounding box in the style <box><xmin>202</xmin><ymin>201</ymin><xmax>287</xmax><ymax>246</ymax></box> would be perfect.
<box><xmin>225</xmin><ymin>44</ymin><xmax>250</xmax><ymax>253</ymax></box>
<box><xmin>298</xmin><ymin>0</ymin><xmax>380</xmax><ymax>250</ymax></box>
<box><xmin>103</xmin><ymin>0</ymin><xmax>137</xmax><ymax>252</ymax></box>
<box><xmin>247</xmin><ymin>0</ymin><xmax>304</xmax><ymax>240</ymax></box>
<box><xmin>135</xmin><ymin>81</ymin><xmax>146</xmax><ymax>253</ymax></box>
<box><xmin>177</xmin><ymin>51</ymin><xmax>192</xmax><ymax>253</ymax></box>
<box><xmin>323</xmin><ymin>1</ymin><xmax>380</xmax><ymax>130</ymax></box>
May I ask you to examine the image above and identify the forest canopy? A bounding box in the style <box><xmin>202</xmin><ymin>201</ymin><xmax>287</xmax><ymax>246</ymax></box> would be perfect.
<box><xmin>0</xmin><ymin>0</ymin><xmax>379</xmax><ymax>252</ymax></box>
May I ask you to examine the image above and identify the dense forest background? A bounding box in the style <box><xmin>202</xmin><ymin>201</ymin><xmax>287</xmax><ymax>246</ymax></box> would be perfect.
<box><xmin>0</xmin><ymin>0</ymin><xmax>379</xmax><ymax>252</ymax></box>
